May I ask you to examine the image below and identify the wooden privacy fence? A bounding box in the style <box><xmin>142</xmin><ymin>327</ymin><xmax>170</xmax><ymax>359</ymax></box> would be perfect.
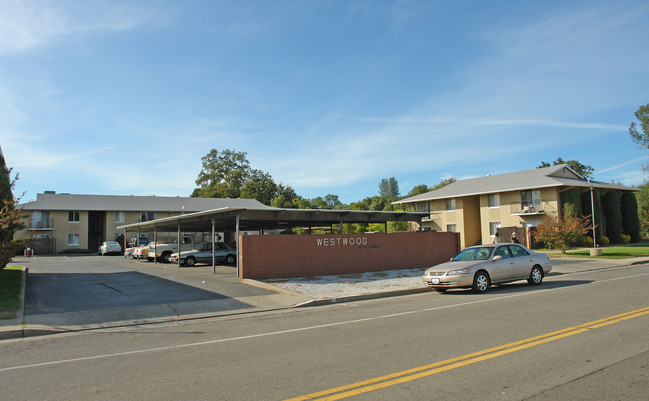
<box><xmin>24</xmin><ymin>238</ymin><xmax>57</xmax><ymax>255</ymax></box>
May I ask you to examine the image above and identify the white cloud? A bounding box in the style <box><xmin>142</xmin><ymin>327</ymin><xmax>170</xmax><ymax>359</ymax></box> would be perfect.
<box><xmin>0</xmin><ymin>0</ymin><xmax>169</xmax><ymax>54</ymax></box>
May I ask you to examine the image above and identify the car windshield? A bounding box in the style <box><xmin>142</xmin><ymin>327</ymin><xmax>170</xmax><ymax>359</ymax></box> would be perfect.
<box><xmin>198</xmin><ymin>243</ymin><xmax>211</xmax><ymax>252</ymax></box>
<box><xmin>452</xmin><ymin>247</ymin><xmax>493</xmax><ymax>261</ymax></box>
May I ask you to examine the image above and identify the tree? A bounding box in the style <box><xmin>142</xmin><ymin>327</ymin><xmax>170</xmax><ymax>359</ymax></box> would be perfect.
<box><xmin>533</xmin><ymin>208</ymin><xmax>591</xmax><ymax>253</ymax></box>
<box><xmin>192</xmin><ymin>149</ymin><xmax>251</xmax><ymax>198</ymax></box>
<box><xmin>0</xmin><ymin>149</ymin><xmax>21</xmax><ymax>269</ymax></box>
<box><xmin>621</xmin><ymin>192</ymin><xmax>640</xmax><ymax>242</ymax></box>
<box><xmin>378</xmin><ymin>177</ymin><xmax>400</xmax><ymax>200</ymax></box>
<box><xmin>432</xmin><ymin>177</ymin><xmax>457</xmax><ymax>190</ymax></box>
<box><xmin>240</xmin><ymin>170</ymin><xmax>278</xmax><ymax>205</ymax></box>
<box><xmin>635</xmin><ymin>183</ymin><xmax>649</xmax><ymax>240</ymax></box>
<box><xmin>538</xmin><ymin>158</ymin><xmax>594</xmax><ymax>179</ymax></box>
<box><xmin>405</xmin><ymin>184</ymin><xmax>429</xmax><ymax>197</ymax></box>
<box><xmin>602</xmin><ymin>191</ymin><xmax>623</xmax><ymax>243</ymax></box>
<box><xmin>560</xmin><ymin>188</ymin><xmax>583</xmax><ymax>217</ymax></box>
<box><xmin>629</xmin><ymin>103</ymin><xmax>649</xmax><ymax>149</ymax></box>
<box><xmin>270</xmin><ymin>184</ymin><xmax>299</xmax><ymax>208</ymax></box>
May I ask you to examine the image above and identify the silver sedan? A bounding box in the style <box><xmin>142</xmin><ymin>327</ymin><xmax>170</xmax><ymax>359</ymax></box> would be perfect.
<box><xmin>422</xmin><ymin>243</ymin><xmax>552</xmax><ymax>293</ymax></box>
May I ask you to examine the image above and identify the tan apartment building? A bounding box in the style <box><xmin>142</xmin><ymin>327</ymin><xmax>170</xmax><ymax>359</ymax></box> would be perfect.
<box><xmin>394</xmin><ymin>165</ymin><xmax>639</xmax><ymax>248</ymax></box>
<box><xmin>17</xmin><ymin>192</ymin><xmax>270</xmax><ymax>254</ymax></box>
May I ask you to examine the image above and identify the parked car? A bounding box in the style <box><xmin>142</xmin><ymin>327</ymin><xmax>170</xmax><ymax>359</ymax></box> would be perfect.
<box><xmin>125</xmin><ymin>238</ymin><xmax>150</xmax><ymax>258</ymax></box>
<box><xmin>98</xmin><ymin>241</ymin><xmax>122</xmax><ymax>256</ymax></box>
<box><xmin>132</xmin><ymin>245</ymin><xmax>150</xmax><ymax>259</ymax></box>
<box><xmin>169</xmin><ymin>242</ymin><xmax>236</xmax><ymax>267</ymax></box>
<box><xmin>422</xmin><ymin>243</ymin><xmax>552</xmax><ymax>293</ymax></box>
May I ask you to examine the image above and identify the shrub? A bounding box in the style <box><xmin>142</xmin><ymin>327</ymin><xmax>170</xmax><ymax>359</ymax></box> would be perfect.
<box><xmin>57</xmin><ymin>248</ymin><xmax>94</xmax><ymax>255</ymax></box>
<box><xmin>621</xmin><ymin>192</ymin><xmax>640</xmax><ymax>242</ymax></box>
<box><xmin>581</xmin><ymin>236</ymin><xmax>594</xmax><ymax>247</ymax></box>
<box><xmin>602</xmin><ymin>191</ymin><xmax>623</xmax><ymax>243</ymax></box>
<box><xmin>534</xmin><ymin>213</ymin><xmax>590</xmax><ymax>253</ymax></box>
<box><xmin>600</xmin><ymin>236</ymin><xmax>610</xmax><ymax>245</ymax></box>
<box><xmin>620</xmin><ymin>234</ymin><xmax>631</xmax><ymax>244</ymax></box>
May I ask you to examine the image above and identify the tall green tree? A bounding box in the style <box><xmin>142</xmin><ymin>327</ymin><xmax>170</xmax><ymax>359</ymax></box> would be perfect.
<box><xmin>192</xmin><ymin>149</ymin><xmax>252</xmax><ymax>198</ymax></box>
<box><xmin>621</xmin><ymin>192</ymin><xmax>640</xmax><ymax>242</ymax></box>
<box><xmin>636</xmin><ymin>182</ymin><xmax>649</xmax><ymax>240</ymax></box>
<box><xmin>629</xmin><ymin>103</ymin><xmax>649</xmax><ymax>149</ymax></box>
<box><xmin>240</xmin><ymin>170</ymin><xmax>278</xmax><ymax>205</ymax></box>
<box><xmin>602</xmin><ymin>191</ymin><xmax>623</xmax><ymax>243</ymax></box>
<box><xmin>378</xmin><ymin>177</ymin><xmax>400</xmax><ymax>200</ymax></box>
<box><xmin>538</xmin><ymin>158</ymin><xmax>594</xmax><ymax>179</ymax></box>
<box><xmin>270</xmin><ymin>184</ymin><xmax>299</xmax><ymax>208</ymax></box>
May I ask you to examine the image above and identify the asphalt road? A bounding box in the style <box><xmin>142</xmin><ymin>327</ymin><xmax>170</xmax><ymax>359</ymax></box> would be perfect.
<box><xmin>1</xmin><ymin>261</ymin><xmax>649</xmax><ymax>400</ymax></box>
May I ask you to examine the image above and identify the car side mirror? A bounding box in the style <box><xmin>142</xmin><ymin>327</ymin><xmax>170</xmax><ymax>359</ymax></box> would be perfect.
<box><xmin>492</xmin><ymin>255</ymin><xmax>502</xmax><ymax>262</ymax></box>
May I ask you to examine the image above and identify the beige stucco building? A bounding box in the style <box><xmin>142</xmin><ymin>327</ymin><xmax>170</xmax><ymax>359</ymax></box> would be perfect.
<box><xmin>394</xmin><ymin>165</ymin><xmax>638</xmax><ymax>248</ymax></box>
<box><xmin>17</xmin><ymin>192</ymin><xmax>269</xmax><ymax>253</ymax></box>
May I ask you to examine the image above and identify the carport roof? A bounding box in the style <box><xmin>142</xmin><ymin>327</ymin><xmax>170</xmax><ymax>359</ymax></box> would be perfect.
<box><xmin>117</xmin><ymin>206</ymin><xmax>431</xmax><ymax>233</ymax></box>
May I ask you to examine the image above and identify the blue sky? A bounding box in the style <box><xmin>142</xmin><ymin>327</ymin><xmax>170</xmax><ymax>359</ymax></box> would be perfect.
<box><xmin>2</xmin><ymin>0</ymin><xmax>648</xmax><ymax>204</ymax></box>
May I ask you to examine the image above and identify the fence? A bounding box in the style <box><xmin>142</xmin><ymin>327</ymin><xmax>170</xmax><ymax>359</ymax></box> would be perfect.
<box><xmin>24</xmin><ymin>238</ymin><xmax>57</xmax><ymax>255</ymax></box>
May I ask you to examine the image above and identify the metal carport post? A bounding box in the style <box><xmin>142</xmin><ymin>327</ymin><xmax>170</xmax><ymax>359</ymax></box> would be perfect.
<box><xmin>211</xmin><ymin>218</ymin><xmax>216</xmax><ymax>274</ymax></box>
<box><xmin>236</xmin><ymin>212</ymin><xmax>240</xmax><ymax>278</ymax></box>
<box><xmin>177</xmin><ymin>221</ymin><xmax>181</xmax><ymax>268</ymax></box>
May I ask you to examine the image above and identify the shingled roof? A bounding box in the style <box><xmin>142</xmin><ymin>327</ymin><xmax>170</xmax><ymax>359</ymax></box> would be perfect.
<box><xmin>18</xmin><ymin>192</ymin><xmax>274</xmax><ymax>212</ymax></box>
<box><xmin>394</xmin><ymin>165</ymin><xmax>638</xmax><ymax>204</ymax></box>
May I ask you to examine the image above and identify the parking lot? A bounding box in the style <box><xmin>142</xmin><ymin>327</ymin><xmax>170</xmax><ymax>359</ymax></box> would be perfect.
<box><xmin>13</xmin><ymin>255</ymin><xmax>308</xmax><ymax>330</ymax></box>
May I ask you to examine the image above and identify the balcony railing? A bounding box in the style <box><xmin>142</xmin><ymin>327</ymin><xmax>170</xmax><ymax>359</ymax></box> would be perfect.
<box><xmin>509</xmin><ymin>201</ymin><xmax>557</xmax><ymax>217</ymax></box>
<box><xmin>29</xmin><ymin>218</ymin><xmax>54</xmax><ymax>230</ymax></box>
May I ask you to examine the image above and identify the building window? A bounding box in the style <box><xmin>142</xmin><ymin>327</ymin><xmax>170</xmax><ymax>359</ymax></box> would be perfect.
<box><xmin>32</xmin><ymin>211</ymin><xmax>51</xmax><ymax>229</ymax></box>
<box><xmin>521</xmin><ymin>190</ymin><xmax>541</xmax><ymax>209</ymax></box>
<box><xmin>447</xmin><ymin>224</ymin><xmax>456</xmax><ymax>232</ymax></box>
<box><xmin>489</xmin><ymin>222</ymin><xmax>501</xmax><ymax>236</ymax></box>
<box><xmin>446</xmin><ymin>199</ymin><xmax>456</xmax><ymax>211</ymax></box>
<box><xmin>140</xmin><ymin>212</ymin><xmax>155</xmax><ymax>222</ymax></box>
<box><xmin>68</xmin><ymin>211</ymin><xmax>80</xmax><ymax>222</ymax></box>
<box><xmin>68</xmin><ymin>233</ymin><xmax>80</xmax><ymax>246</ymax></box>
<box><xmin>488</xmin><ymin>194</ymin><xmax>500</xmax><ymax>208</ymax></box>
<box><xmin>417</xmin><ymin>202</ymin><xmax>430</xmax><ymax>213</ymax></box>
<box><xmin>114</xmin><ymin>212</ymin><xmax>126</xmax><ymax>223</ymax></box>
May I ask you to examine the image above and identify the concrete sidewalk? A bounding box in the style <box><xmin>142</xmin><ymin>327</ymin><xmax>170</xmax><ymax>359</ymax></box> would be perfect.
<box><xmin>2</xmin><ymin>255</ymin><xmax>648</xmax><ymax>340</ymax></box>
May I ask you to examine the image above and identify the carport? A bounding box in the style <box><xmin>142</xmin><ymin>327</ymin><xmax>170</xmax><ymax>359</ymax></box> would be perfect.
<box><xmin>117</xmin><ymin>206</ymin><xmax>430</xmax><ymax>275</ymax></box>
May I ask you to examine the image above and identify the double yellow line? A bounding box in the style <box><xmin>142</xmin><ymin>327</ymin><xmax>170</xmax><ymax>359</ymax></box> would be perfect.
<box><xmin>286</xmin><ymin>306</ymin><xmax>649</xmax><ymax>401</ymax></box>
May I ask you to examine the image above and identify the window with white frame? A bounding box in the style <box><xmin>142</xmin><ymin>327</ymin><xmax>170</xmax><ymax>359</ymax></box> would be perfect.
<box><xmin>140</xmin><ymin>212</ymin><xmax>155</xmax><ymax>222</ymax></box>
<box><xmin>68</xmin><ymin>233</ymin><xmax>80</xmax><ymax>246</ymax></box>
<box><xmin>489</xmin><ymin>222</ymin><xmax>501</xmax><ymax>236</ymax></box>
<box><xmin>68</xmin><ymin>211</ymin><xmax>80</xmax><ymax>222</ymax></box>
<box><xmin>114</xmin><ymin>212</ymin><xmax>126</xmax><ymax>223</ymax></box>
<box><xmin>488</xmin><ymin>194</ymin><xmax>500</xmax><ymax>208</ymax></box>
<box><xmin>446</xmin><ymin>224</ymin><xmax>456</xmax><ymax>232</ymax></box>
<box><xmin>446</xmin><ymin>198</ymin><xmax>456</xmax><ymax>211</ymax></box>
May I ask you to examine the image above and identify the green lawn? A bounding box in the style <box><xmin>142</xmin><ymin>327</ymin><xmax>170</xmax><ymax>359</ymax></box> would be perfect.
<box><xmin>549</xmin><ymin>244</ymin><xmax>649</xmax><ymax>259</ymax></box>
<box><xmin>0</xmin><ymin>266</ymin><xmax>23</xmax><ymax>320</ymax></box>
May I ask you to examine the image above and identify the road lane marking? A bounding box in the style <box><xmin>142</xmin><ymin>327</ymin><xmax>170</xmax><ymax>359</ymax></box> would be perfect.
<box><xmin>1</xmin><ymin>269</ymin><xmax>649</xmax><ymax>374</ymax></box>
<box><xmin>285</xmin><ymin>306</ymin><xmax>649</xmax><ymax>401</ymax></box>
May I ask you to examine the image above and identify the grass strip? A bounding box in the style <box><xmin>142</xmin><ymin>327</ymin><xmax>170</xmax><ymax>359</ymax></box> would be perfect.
<box><xmin>549</xmin><ymin>245</ymin><xmax>649</xmax><ymax>259</ymax></box>
<box><xmin>0</xmin><ymin>266</ymin><xmax>23</xmax><ymax>319</ymax></box>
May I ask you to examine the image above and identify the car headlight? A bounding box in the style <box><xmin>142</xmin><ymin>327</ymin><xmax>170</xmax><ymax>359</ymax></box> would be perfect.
<box><xmin>447</xmin><ymin>268</ymin><xmax>470</xmax><ymax>275</ymax></box>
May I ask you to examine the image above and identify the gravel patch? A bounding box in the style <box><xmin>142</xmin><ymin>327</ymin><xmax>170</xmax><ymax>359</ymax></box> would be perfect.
<box><xmin>263</xmin><ymin>268</ymin><xmax>425</xmax><ymax>298</ymax></box>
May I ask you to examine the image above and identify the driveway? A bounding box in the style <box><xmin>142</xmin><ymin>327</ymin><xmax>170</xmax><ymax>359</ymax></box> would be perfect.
<box><xmin>17</xmin><ymin>255</ymin><xmax>306</xmax><ymax>328</ymax></box>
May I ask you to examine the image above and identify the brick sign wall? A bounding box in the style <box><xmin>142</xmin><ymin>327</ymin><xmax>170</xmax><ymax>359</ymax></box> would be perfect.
<box><xmin>238</xmin><ymin>231</ymin><xmax>460</xmax><ymax>280</ymax></box>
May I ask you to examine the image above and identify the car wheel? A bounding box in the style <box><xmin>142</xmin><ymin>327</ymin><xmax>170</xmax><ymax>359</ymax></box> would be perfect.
<box><xmin>225</xmin><ymin>254</ymin><xmax>236</xmax><ymax>264</ymax></box>
<box><xmin>528</xmin><ymin>266</ymin><xmax>543</xmax><ymax>286</ymax></box>
<box><xmin>162</xmin><ymin>252</ymin><xmax>172</xmax><ymax>263</ymax></box>
<box><xmin>185</xmin><ymin>257</ymin><xmax>196</xmax><ymax>267</ymax></box>
<box><xmin>472</xmin><ymin>271</ymin><xmax>490</xmax><ymax>293</ymax></box>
